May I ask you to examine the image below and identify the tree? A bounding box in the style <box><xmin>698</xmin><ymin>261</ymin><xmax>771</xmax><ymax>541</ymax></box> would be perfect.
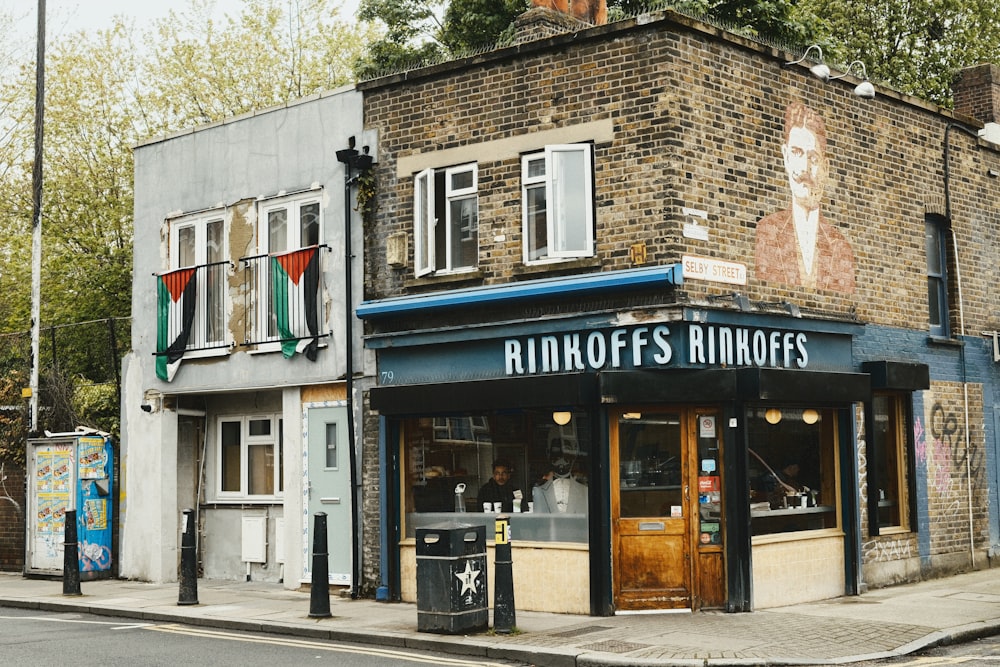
<box><xmin>0</xmin><ymin>0</ymin><xmax>378</xmax><ymax>438</ymax></box>
<box><xmin>355</xmin><ymin>0</ymin><xmax>815</xmax><ymax>78</ymax></box>
<box><xmin>144</xmin><ymin>0</ymin><xmax>379</xmax><ymax>129</ymax></box>
<box><xmin>798</xmin><ymin>0</ymin><xmax>1000</xmax><ymax>107</ymax></box>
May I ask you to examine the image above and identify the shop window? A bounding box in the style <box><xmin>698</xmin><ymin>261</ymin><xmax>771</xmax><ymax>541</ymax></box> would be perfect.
<box><xmin>414</xmin><ymin>163</ymin><xmax>479</xmax><ymax>277</ymax></box>
<box><xmin>869</xmin><ymin>393</ymin><xmax>910</xmax><ymax>532</ymax></box>
<box><xmin>401</xmin><ymin>410</ymin><xmax>591</xmax><ymax>543</ymax></box>
<box><xmin>522</xmin><ymin>144</ymin><xmax>594</xmax><ymax>264</ymax></box>
<box><xmin>747</xmin><ymin>406</ymin><xmax>839</xmax><ymax>536</ymax></box>
<box><xmin>925</xmin><ymin>214</ymin><xmax>950</xmax><ymax>338</ymax></box>
<box><xmin>218</xmin><ymin>415</ymin><xmax>284</xmax><ymax>499</ymax></box>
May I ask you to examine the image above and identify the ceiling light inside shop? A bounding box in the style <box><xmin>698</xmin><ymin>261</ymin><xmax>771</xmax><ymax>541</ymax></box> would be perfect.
<box><xmin>764</xmin><ymin>408</ymin><xmax>783</xmax><ymax>425</ymax></box>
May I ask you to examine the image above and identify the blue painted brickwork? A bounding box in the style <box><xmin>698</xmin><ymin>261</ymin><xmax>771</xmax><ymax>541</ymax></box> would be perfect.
<box><xmin>854</xmin><ymin>324</ymin><xmax>1000</xmax><ymax>560</ymax></box>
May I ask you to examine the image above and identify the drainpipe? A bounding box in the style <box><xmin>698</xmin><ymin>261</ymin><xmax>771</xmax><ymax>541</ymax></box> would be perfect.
<box><xmin>944</xmin><ymin>122</ymin><xmax>979</xmax><ymax>568</ymax></box>
<box><xmin>336</xmin><ymin>137</ymin><xmax>373</xmax><ymax>598</ymax></box>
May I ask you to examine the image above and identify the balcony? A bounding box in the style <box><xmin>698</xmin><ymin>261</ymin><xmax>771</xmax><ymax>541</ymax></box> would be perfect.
<box><xmin>155</xmin><ymin>260</ymin><xmax>232</xmax><ymax>361</ymax></box>
<box><xmin>239</xmin><ymin>245</ymin><xmax>330</xmax><ymax>359</ymax></box>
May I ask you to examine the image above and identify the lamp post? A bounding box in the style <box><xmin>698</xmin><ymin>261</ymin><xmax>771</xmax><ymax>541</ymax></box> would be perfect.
<box><xmin>335</xmin><ymin>137</ymin><xmax>373</xmax><ymax>599</ymax></box>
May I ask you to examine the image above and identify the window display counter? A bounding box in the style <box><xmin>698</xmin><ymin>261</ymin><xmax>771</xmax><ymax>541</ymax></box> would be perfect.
<box><xmin>406</xmin><ymin>511</ymin><xmax>588</xmax><ymax>543</ymax></box>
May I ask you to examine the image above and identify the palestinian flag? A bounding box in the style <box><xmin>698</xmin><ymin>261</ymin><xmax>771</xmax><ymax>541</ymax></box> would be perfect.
<box><xmin>156</xmin><ymin>267</ymin><xmax>197</xmax><ymax>382</ymax></box>
<box><xmin>271</xmin><ymin>246</ymin><xmax>320</xmax><ymax>360</ymax></box>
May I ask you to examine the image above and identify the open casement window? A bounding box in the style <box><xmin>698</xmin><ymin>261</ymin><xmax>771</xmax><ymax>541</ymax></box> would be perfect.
<box><xmin>869</xmin><ymin>393</ymin><xmax>911</xmax><ymax>534</ymax></box>
<box><xmin>218</xmin><ymin>415</ymin><xmax>284</xmax><ymax>499</ymax></box>
<box><xmin>522</xmin><ymin>144</ymin><xmax>595</xmax><ymax>264</ymax></box>
<box><xmin>925</xmin><ymin>214</ymin><xmax>950</xmax><ymax>338</ymax></box>
<box><xmin>167</xmin><ymin>213</ymin><xmax>228</xmax><ymax>351</ymax></box>
<box><xmin>413</xmin><ymin>163</ymin><xmax>479</xmax><ymax>277</ymax></box>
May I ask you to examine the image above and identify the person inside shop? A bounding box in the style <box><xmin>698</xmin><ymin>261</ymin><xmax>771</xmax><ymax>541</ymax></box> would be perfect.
<box><xmin>533</xmin><ymin>430</ymin><xmax>588</xmax><ymax>513</ymax></box>
<box><xmin>760</xmin><ymin>458</ymin><xmax>808</xmax><ymax>507</ymax></box>
<box><xmin>477</xmin><ymin>459</ymin><xmax>519</xmax><ymax>513</ymax></box>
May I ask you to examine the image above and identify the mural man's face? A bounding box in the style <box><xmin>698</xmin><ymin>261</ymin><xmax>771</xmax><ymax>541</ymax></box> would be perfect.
<box><xmin>782</xmin><ymin>125</ymin><xmax>827</xmax><ymax>211</ymax></box>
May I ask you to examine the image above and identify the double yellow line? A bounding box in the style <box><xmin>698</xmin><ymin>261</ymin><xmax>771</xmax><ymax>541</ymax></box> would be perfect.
<box><xmin>147</xmin><ymin>624</ymin><xmax>512</xmax><ymax>666</ymax></box>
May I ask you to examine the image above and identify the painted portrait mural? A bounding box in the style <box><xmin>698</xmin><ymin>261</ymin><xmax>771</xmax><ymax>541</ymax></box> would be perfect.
<box><xmin>755</xmin><ymin>102</ymin><xmax>855</xmax><ymax>293</ymax></box>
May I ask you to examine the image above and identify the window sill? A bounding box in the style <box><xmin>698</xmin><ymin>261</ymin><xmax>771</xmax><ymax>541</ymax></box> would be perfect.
<box><xmin>927</xmin><ymin>335</ymin><xmax>963</xmax><ymax>348</ymax></box>
<box><xmin>512</xmin><ymin>257</ymin><xmax>602</xmax><ymax>278</ymax></box>
<box><xmin>202</xmin><ymin>499</ymin><xmax>284</xmax><ymax>508</ymax></box>
<box><xmin>182</xmin><ymin>346</ymin><xmax>232</xmax><ymax>361</ymax></box>
<box><xmin>404</xmin><ymin>269</ymin><xmax>483</xmax><ymax>289</ymax></box>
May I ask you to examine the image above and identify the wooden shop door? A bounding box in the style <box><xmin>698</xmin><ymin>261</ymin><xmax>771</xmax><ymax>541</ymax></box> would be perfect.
<box><xmin>611</xmin><ymin>409</ymin><xmax>725</xmax><ymax>611</ymax></box>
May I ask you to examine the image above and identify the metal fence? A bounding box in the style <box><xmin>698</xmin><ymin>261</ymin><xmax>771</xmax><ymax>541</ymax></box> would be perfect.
<box><xmin>0</xmin><ymin>317</ymin><xmax>130</xmax><ymax>445</ymax></box>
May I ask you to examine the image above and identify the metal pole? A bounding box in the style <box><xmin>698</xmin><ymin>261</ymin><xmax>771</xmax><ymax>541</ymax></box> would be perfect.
<box><xmin>62</xmin><ymin>509</ymin><xmax>81</xmax><ymax>596</ymax></box>
<box><xmin>28</xmin><ymin>0</ymin><xmax>46</xmax><ymax>433</ymax></box>
<box><xmin>309</xmin><ymin>512</ymin><xmax>331</xmax><ymax>618</ymax></box>
<box><xmin>178</xmin><ymin>509</ymin><xmax>199</xmax><ymax>605</ymax></box>
<box><xmin>493</xmin><ymin>515</ymin><xmax>515</xmax><ymax>633</ymax></box>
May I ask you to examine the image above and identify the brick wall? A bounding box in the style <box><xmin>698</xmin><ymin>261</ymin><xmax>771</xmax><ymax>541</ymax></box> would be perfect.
<box><xmin>358</xmin><ymin>10</ymin><xmax>1000</xmax><ymax>591</ymax></box>
<box><xmin>361</xmin><ymin>12</ymin><xmax>1000</xmax><ymax>335</ymax></box>
<box><xmin>0</xmin><ymin>461</ymin><xmax>25</xmax><ymax>572</ymax></box>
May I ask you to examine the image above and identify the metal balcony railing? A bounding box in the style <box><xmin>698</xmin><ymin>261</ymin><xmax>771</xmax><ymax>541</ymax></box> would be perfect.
<box><xmin>154</xmin><ymin>261</ymin><xmax>232</xmax><ymax>361</ymax></box>
<box><xmin>239</xmin><ymin>245</ymin><xmax>329</xmax><ymax>359</ymax></box>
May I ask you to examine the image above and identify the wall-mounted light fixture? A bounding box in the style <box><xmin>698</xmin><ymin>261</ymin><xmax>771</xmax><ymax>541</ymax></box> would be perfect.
<box><xmin>783</xmin><ymin>45</ymin><xmax>830</xmax><ymax>82</ymax></box>
<box><xmin>552</xmin><ymin>411</ymin><xmax>572</xmax><ymax>426</ymax></box>
<box><xmin>802</xmin><ymin>409</ymin><xmax>820</xmax><ymax>425</ymax></box>
<box><xmin>764</xmin><ymin>408</ymin><xmax>782</xmax><ymax>425</ymax></box>
<box><xmin>830</xmin><ymin>60</ymin><xmax>876</xmax><ymax>99</ymax></box>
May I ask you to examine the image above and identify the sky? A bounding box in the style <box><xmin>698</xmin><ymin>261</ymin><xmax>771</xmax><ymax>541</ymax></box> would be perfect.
<box><xmin>0</xmin><ymin>0</ymin><xmax>362</xmax><ymax>45</ymax></box>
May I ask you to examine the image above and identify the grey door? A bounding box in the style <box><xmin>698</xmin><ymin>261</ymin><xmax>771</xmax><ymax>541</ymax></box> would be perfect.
<box><xmin>306</xmin><ymin>405</ymin><xmax>351</xmax><ymax>585</ymax></box>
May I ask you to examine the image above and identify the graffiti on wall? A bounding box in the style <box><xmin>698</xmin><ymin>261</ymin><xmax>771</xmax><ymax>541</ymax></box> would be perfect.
<box><xmin>862</xmin><ymin>537</ymin><xmax>912</xmax><ymax>563</ymax></box>
<box><xmin>924</xmin><ymin>401</ymin><xmax>984</xmax><ymax>496</ymax></box>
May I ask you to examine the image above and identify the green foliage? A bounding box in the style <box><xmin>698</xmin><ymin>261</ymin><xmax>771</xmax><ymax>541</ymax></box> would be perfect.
<box><xmin>799</xmin><ymin>0</ymin><xmax>1000</xmax><ymax>107</ymax></box>
<box><xmin>442</xmin><ymin>0</ymin><xmax>530</xmax><ymax>52</ymax></box>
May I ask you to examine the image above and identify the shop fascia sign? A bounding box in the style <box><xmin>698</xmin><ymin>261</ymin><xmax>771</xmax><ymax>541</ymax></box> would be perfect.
<box><xmin>504</xmin><ymin>322</ymin><xmax>809</xmax><ymax>376</ymax></box>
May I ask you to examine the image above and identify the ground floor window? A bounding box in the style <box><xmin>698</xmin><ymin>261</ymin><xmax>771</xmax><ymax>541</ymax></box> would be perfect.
<box><xmin>747</xmin><ymin>406</ymin><xmax>839</xmax><ymax>536</ymax></box>
<box><xmin>401</xmin><ymin>409</ymin><xmax>591</xmax><ymax>542</ymax></box>
<box><xmin>218</xmin><ymin>415</ymin><xmax>284</xmax><ymax>499</ymax></box>
<box><xmin>870</xmin><ymin>393</ymin><xmax>910</xmax><ymax>532</ymax></box>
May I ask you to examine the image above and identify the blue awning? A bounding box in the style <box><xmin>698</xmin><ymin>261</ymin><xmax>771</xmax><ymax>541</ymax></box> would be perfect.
<box><xmin>356</xmin><ymin>263</ymin><xmax>682</xmax><ymax>319</ymax></box>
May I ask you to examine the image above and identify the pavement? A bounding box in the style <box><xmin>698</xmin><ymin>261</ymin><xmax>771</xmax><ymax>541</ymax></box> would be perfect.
<box><xmin>3</xmin><ymin>568</ymin><xmax>1000</xmax><ymax>666</ymax></box>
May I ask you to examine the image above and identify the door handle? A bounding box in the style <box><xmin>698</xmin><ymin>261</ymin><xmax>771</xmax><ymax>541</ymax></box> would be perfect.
<box><xmin>684</xmin><ymin>485</ymin><xmax>689</xmax><ymax>502</ymax></box>
<box><xmin>321</xmin><ymin>497</ymin><xmax>341</xmax><ymax>504</ymax></box>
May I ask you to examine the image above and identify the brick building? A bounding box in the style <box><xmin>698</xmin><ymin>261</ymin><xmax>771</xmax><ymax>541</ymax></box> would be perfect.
<box><xmin>356</xmin><ymin>8</ymin><xmax>1000</xmax><ymax>614</ymax></box>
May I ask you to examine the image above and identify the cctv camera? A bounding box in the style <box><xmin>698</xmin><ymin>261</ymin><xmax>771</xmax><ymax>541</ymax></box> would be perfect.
<box><xmin>141</xmin><ymin>402</ymin><xmax>152</xmax><ymax>413</ymax></box>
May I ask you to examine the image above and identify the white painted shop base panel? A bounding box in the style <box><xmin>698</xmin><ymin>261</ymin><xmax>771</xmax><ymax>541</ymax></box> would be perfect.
<box><xmin>752</xmin><ymin>533</ymin><xmax>845</xmax><ymax>609</ymax></box>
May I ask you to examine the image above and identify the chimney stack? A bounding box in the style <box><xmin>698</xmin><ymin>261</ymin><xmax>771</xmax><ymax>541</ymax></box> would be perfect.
<box><xmin>531</xmin><ymin>0</ymin><xmax>608</xmax><ymax>26</ymax></box>
<box><xmin>953</xmin><ymin>63</ymin><xmax>1000</xmax><ymax>143</ymax></box>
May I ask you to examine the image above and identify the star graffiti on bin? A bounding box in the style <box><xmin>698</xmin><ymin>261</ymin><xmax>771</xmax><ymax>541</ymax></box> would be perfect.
<box><xmin>455</xmin><ymin>559</ymin><xmax>481</xmax><ymax>597</ymax></box>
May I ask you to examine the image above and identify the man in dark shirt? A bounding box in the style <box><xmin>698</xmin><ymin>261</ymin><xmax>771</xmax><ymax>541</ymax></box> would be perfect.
<box><xmin>477</xmin><ymin>459</ymin><xmax>517</xmax><ymax>512</ymax></box>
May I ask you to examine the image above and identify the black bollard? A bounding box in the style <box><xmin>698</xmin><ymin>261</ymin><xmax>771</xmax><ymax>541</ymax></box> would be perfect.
<box><xmin>178</xmin><ymin>508</ymin><xmax>199</xmax><ymax>605</ymax></box>
<box><xmin>308</xmin><ymin>512</ymin><xmax>331</xmax><ymax>618</ymax></box>
<box><xmin>63</xmin><ymin>509</ymin><xmax>82</xmax><ymax>596</ymax></box>
<box><xmin>493</xmin><ymin>515</ymin><xmax>515</xmax><ymax>634</ymax></box>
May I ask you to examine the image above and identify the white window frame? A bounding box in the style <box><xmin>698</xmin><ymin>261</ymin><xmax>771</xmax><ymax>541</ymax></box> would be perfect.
<box><xmin>216</xmin><ymin>414</ymin><xmax>284</xmax><ymax>501</ymax></box>
<box><xmin>167</xmin><ymin>211</ymin><xmax>228</xmax><ymax>355</ymax></box>
<box><xmin>254</xmin><ymin>193</ymin><xmax>323</xmax><ymax>350</ymax></box>
<box><xmin>521</xmin><ymin>144</ymin><xmax>595</xmax><ymax>265</ymax></box>
<box><xmin>414</xmin><ymin>162</ymin><xmax>478</xmax><ymax>277</ymax></box>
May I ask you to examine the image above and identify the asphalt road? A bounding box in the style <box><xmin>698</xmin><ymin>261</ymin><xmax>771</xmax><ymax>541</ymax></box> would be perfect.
<box><xmin>0</xmin><ymin>607</ymin><xmax>529</xmax><ymax>666</ymax></box>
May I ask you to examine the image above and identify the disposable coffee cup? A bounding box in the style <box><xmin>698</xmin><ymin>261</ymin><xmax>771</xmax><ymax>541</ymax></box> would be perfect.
<box><xmin>513</xmin><ymin>498</ymin><xmax>522</xmax><ymax>513</ymax></box>
<box><xmin>493</xmin><ymin>502</ymin><xmax>502</xmax><ymax>513</ymax></box>
<box><xmin>483</xmin><ymin>502</ymin><xmax>492</xmax><ymax>512</ymax></box>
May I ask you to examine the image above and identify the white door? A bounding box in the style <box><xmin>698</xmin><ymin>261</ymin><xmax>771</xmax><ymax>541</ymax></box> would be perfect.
<box><xmin>306</xmin><ymin>405</ymin><xmax>352</xmax><ymax>585</ymax></box>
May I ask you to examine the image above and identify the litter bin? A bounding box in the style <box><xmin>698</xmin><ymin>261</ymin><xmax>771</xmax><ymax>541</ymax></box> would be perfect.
<box><xmin>415</xmin><ymin>522</ymin><xmax>488</xmax><ymax>634</ymax></box>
